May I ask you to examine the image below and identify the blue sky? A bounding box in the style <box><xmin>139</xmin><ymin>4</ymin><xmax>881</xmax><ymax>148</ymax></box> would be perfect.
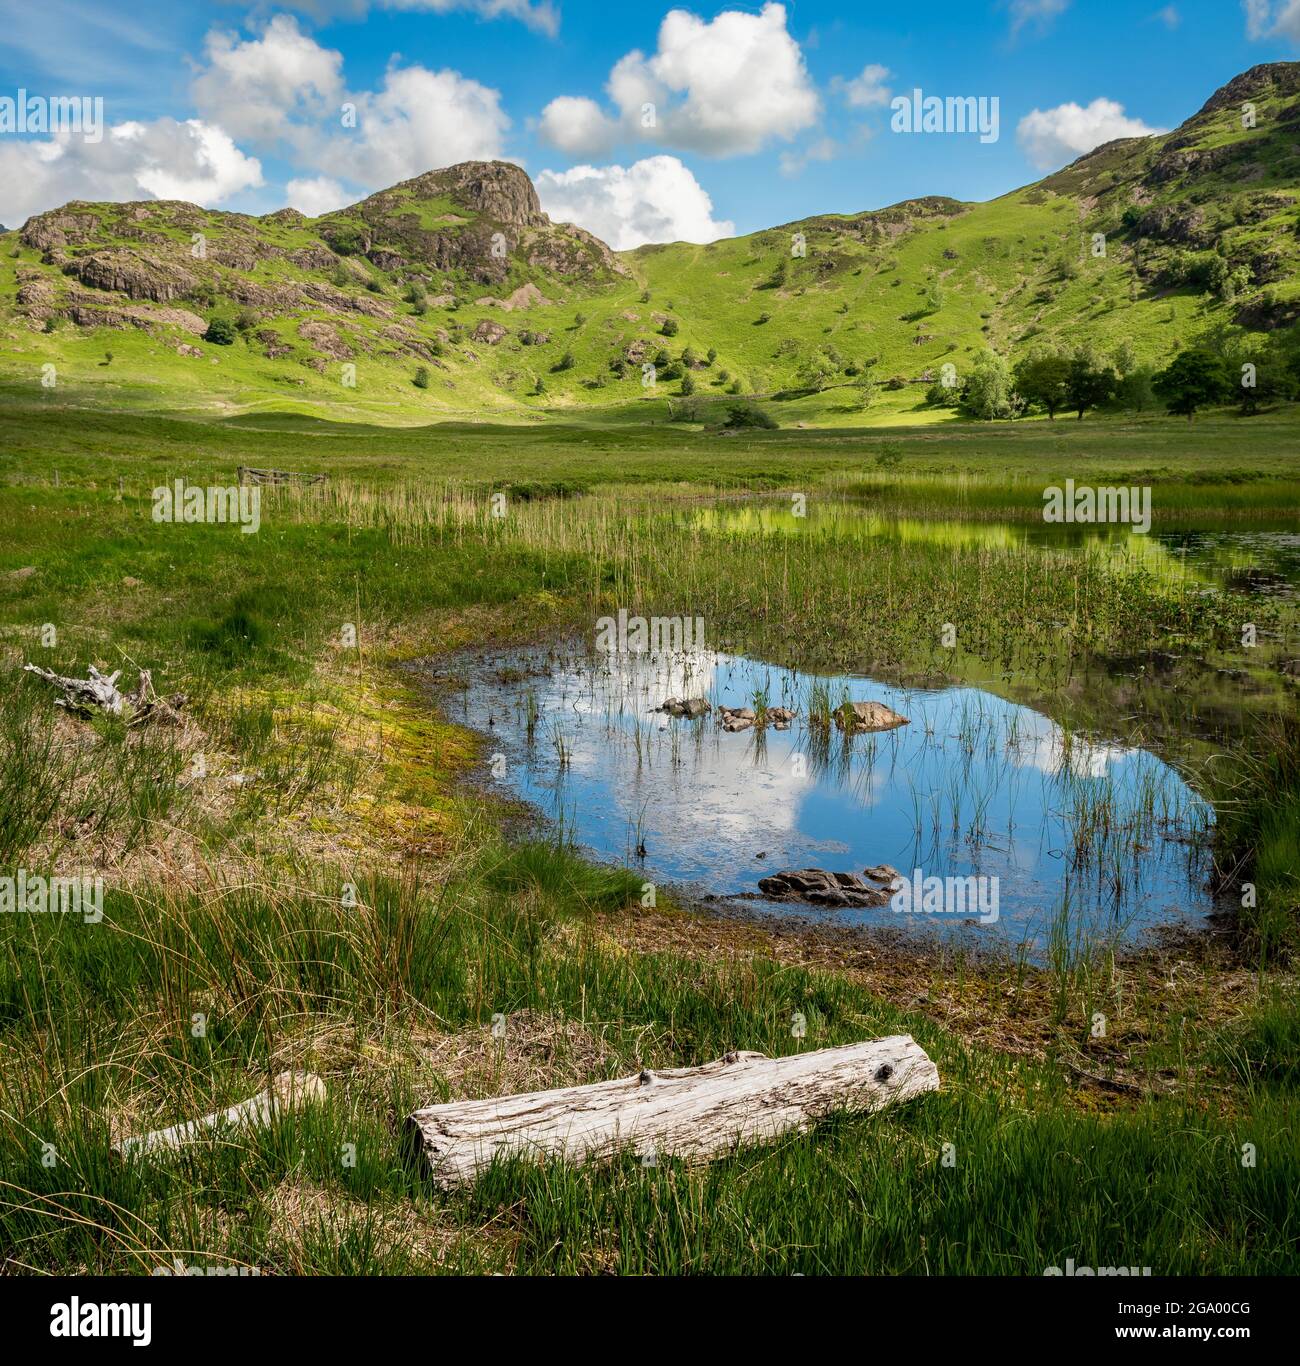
<box><xmin>1</xmin><ymin>1</ymin><xmax>1298</xmax><ymax>245</ymax></box>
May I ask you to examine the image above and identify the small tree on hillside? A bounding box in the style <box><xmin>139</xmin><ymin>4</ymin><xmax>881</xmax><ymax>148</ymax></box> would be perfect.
<box><xmin>1064</xmin><ymin>350</ymin><xmax>1118</xmax><ymax>420</ymax></box>
<box><xmin>1013</xmin><ymin>353</ymin><xmax>1071</xmax><ymax>420</ymax></box>
<box><xmin>661</xmin><ymin>317</ymin><xmax>679</xmax><ymax>337</ymax></box>
<box><xmin>1116</xmin><ymin>366</ymin><xmax>1157</xmax><ymax>413</ymax></box>
<box><xmin>204</xmin><ymin>317</ymin><xmax>237</xmax><ymax>346</ymax></box>
<box><xmin>1153</xmin><ymin>349</ymin><xmax>1230</xmax><ymax>422</ymax></box>
<box><xmin>959</xmin><ymin>351</ymin><xmax>1018</xmax><ymax>421</ymax></box>
<box><xmin>798</xmin><ymin>352</ymin><xmax>836</xmax><ymax>393</ymax></box>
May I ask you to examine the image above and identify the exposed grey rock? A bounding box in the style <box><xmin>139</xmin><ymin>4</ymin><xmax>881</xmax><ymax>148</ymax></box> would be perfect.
<box><xmin>757</xmin><ymin>867</ymin><xmax>899</xmax><ymax>909</ymax></box>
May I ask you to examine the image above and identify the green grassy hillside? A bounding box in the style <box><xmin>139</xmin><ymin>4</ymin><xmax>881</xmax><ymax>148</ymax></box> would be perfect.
<box><xmin>1</xmin><ymin>63</ymin><xmax>1298</xmax><ymax>424</ymax></box>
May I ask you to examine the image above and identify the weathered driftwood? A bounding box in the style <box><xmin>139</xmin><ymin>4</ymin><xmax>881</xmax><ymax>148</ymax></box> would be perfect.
<box><xmin>407</xmin><ymin>1036</ymin><xmax>938</xmax><ymax>1187</ymax></box>
<box><xmin>24</xmin><ymin>663</ymin><xmax>185</xmax><ymax>725</ymax></box>
<box><xmin>115</xmin><ymin>1071</ymin><xmax>326</xmax><ymax>1159</ymax></box>
<box><xmin>24</xmin><ymin>663</ymin><xmax>126</xmax><ymax>714</ymax></box>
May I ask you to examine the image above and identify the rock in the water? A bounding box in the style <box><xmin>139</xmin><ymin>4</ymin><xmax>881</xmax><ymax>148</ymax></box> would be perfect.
<box><xmin>863</xmin><ymin>864</ymin><xmax>904</xmax><ymax>891</ymax></box>
<box><xmin>718</xmin><ymin>704</ymin><xmax>796</xmax><ymax>733</ymax></box>
<box><xmin>658</xmin><ymin>696</ymin><xmax>709</xmax><ymax>718</ymax></box>
<box><xmin>836</xmin><ymin>701</ymin><xmax>909</xmax><ymax>733</ymax></box>
<box><xmin>718</xmin><ymin>706</ymin><xmax>755</xmax><ymax>732</ymax></box>
<box><xmin>757</xmin><ymin>867</ymin><xmax>898</xmax><ymax>909</ymax></box>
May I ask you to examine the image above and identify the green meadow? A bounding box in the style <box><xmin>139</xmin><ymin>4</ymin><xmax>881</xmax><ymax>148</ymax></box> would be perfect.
<box><xmin>0</xmin><ymin>397</ymin><xmax>1296</xmax><ymax>1275</ymax></box>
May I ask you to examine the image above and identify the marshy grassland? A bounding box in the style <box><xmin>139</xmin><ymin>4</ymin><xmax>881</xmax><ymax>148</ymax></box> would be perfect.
<box><xmin>0</xmin><ymin>400</ymin><xmax>1297</xmax><ymax>1275</ymax></box>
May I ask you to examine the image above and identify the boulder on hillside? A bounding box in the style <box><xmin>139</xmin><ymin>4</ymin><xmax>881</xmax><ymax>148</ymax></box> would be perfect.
<box><xmin>471</xmin><ymin>318</ymin><xmax>508</xmax><ymax>345</ymax></box>
<box><xmin>288</xmin><ymin>245</ymin><xmax>340</xmax><ymax>272</ymax></box>
<box><xmin>298</xmin><ymin>320</ymin><xmax>354</xmax><ymax>359</ymax></box>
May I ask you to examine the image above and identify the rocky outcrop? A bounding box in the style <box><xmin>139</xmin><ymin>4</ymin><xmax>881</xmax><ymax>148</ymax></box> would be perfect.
<box><xmin>380</xmin><ymin>324</ymin><xmax>442</xmax><ymax>362</ymax></box>
<box><xmin>526</xmin><ymin>223</ymin><xmax>629</xmax><ymax>278</ymax></box>
<box><xmin>262</xmin><ymin>207</ymin><xmax>308</xmax><ymax>228</ymax></box>
<box><xmin>63</xmin><ymin>249</ymin><xmax>197</xmax><ymax>303</ymax></box>
<box><xmin>367</xmin><ymin>248</ymin><xmax>408</xmax><ymax>272</ymax></box>
<box><xmin>298</xmin><ymin>320</ymin><xmax>354</xmax><ymax>359</ymax></box>
<box><xmin>1133</xmin><ymin>204</ymin><xmax>1209</xmax><ymax>246</ymax></box>
<box><xmin>476</xmin><ymin>282</ymin><xmax>553</xmax><ymax>311</ymax></box>
<box><xmin>226</xmin><ymin>279</ymin><xmax>305</xmax><ymax>312</ymax></box>
<box><xmin>57</xmin><ymin>290</ymin><xmax>207</xmax><ymax>336</ymax></box>
<box><xmin>288</xmin><ymin>245</ymin><xmax>339</xmax><ymax>272</ymax></box>
<box><xmin>21</xmin><ymin>210</ymin><xmax>102</xmax><ymax>252</ymax></box>
<box><xmin>758</xmin><ymin>866</ymin><xmax>902</xmax><ymax>909</ymax></box>
<box><xmin>255</xmin><ymin>328</ymin><xmax>292</xmax><ymax>359</ymax></box>
<box><xmin>300</xmin><ymin>280</ymin><xmax>392</xmax><ymax>318</ymax></box>
<box><xmin>1195</xmin><ymin>62</ymin><xmax>1300</xmax><ymax>117</ymax></box>
<box><xmin>15</xmin><ymin>276</ymin><xmax>57</xmax><ymax>321</ymax></box>
<box><xmin>400</xmin><ymin>161</ymin><xmax>549</xmax><ymax>229</ymax></box>
<box><xmin>1146</xmin><ymin>144</ymin><xmax>1235</xmax><ymax>186</ymax></box>
<box><xmin>471</xmin><ymin>318</ymin><xmax>508</xmax><ymax>345</ymax></box>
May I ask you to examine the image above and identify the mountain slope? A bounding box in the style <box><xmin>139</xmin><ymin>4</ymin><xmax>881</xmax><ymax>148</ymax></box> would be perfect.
<box><xmin>1</xmin><ymin>65</ymin><xmax>1298</xmax><ymax>423</ymax></box>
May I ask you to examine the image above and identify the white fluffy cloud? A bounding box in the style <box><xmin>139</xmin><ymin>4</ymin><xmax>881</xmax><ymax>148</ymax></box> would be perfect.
<box><xmin>1244</xmin><ymin>0</ymin><xmax>1300</xmax><ymax>41</ymax></box>
<box><xmin>191</xmin><ymin>15</ymin><xmax>345</xmax><ymax>147</ymax></box>
<box><xmin>535</xmin><ymin>156</ymin><xmax>734</xmax><ymax>249</ymax></box>
<box><xmin>327</xmin><ymin>65</ymin><xmax>509</xmax><ymax>185</ymax></box>
<box><xmin>832</xmin><ymin>64</ymin><xmax>892</xmax><ymax>109</ymax></box>
<box><xmin>538</xmin><ymin>3</ymin><xmax>818</xmax><ymax>158</ymax></box>
<box><xmin>536</xmin><ymin>96</ymin><xmax>619</xmax><ymax>158</ymax></box>
<box><xmin>1</xmin><ymin>11</ymin><xmax>516</xmax><ymax>225</ymax></box>
<box><xmin>0</xmin><ymin>119</ymin><xmax>263</xmax><ymax>226</ymax></box>
<box><xmin>1016</xmin><ymin>98</ymin><xmax>1164</xmax><ymax>171</ymax></box>
<box><xmin>191</xmin><ymin>16</ymin><xmax>509</xmax><ymax>193</ymax></box>
<box><xmin>1008</xmin><ymin>0</ymin><xmax>1071</xmax><ymax>36</ymax></box>
<box><xmin>286</xmin><ymin>175</ymin><xmax>353</xmax><ymax>216</ymax></box>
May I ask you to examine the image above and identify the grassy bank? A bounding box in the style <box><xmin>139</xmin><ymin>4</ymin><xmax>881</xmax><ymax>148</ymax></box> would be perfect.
<box><xmin>0</xmin><ymin>406</ymin><xmax>1296</xmax><ymax>1274</ymax></box>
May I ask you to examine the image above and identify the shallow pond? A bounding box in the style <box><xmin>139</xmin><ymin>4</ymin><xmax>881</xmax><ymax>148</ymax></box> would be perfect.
<box><xmin>444</xmin><ymin>645</ymin><xmax>1219</xmax><ymax>959</ymax></box>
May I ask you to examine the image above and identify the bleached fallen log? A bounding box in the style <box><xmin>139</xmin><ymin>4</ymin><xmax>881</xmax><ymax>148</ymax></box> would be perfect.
<box><xmin>407</xmin><ymin>1036</ymin><xmax>938</xmax><ymax>1188</ymax></box>
<box><xmin>23</xmin><ymin>663</ymin><xmax>185</xmax><ymax>725</ymax></box>
<box><xmin>114</xmin><ymin>1071</ymin><xmax>326</xmax><ymax>1159</ymax></box>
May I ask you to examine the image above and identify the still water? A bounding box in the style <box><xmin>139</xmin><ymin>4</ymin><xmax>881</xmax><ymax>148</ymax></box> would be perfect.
<box><xmin>447</xmin><ymin>645</ymin><xmax>1218</xmax><ymax>959</ymax></box>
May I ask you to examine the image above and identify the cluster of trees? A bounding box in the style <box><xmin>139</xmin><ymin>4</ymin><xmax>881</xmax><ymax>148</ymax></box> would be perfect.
<box><xmin>605</xmin><ymin>340</ymin><xmax>731</xmax><ymax>393</ymax></box>
<box><xmin>927</xmin><ymin>334</ymin><xmax>1300</xmax><ymax>423</ymax></box>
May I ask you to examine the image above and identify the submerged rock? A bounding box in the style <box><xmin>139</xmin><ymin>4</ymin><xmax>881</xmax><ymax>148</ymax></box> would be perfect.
<box><xmin>658</xmin><ymin>696</ymin><xmax>709</xmax><ymax>718</ymax></box>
